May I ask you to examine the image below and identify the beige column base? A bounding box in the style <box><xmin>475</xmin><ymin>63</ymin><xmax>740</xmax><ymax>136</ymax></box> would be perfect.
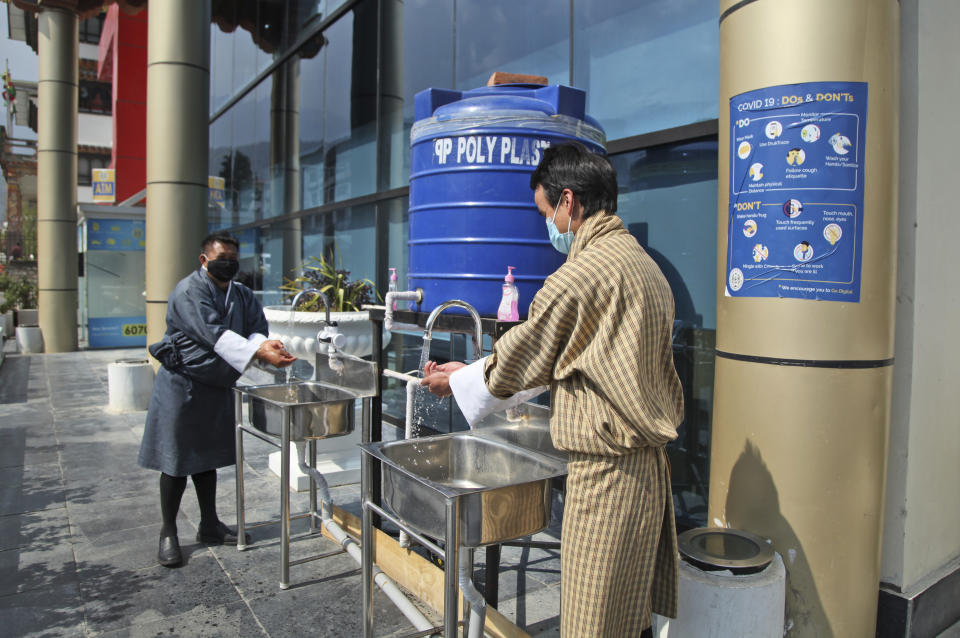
<box><xmin>709</xmin><ymin>356</ymin><xmax>892</xmax><ymax>637</ymax></box>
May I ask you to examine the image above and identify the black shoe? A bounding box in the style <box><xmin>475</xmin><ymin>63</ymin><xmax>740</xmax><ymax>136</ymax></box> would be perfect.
<box><xmin>158</xmin><ymin>534</ymin><xmax>182</xmax><ymax>567</ymax></box>
<box><xmin>196</xmin><ymin>520</ymin><xmax>251</xmax><ymax>546</ymax></box>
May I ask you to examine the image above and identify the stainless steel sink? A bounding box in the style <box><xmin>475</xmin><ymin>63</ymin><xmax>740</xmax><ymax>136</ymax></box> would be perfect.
<box><xmin>470</xmin><ymin>403</ymin><xmax>566</xmax><ymax>461</ymax></box>
<box><xmin>363</xmin><ymin>432</ymin><xmax>567</xmax><ymax>547</ymax></box>
<box><xmin>244</xmin><ymin>381</ymin><xmax>357</xmax><ymax>441</ymax></box>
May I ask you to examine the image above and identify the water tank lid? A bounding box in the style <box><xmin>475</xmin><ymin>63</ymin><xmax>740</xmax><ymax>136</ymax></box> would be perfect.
<box><xmin>678</xmin><ymin>528</ymin><xmax>774</xmax><ymax>574</ymax></box>
<box><xmin>414</xmin><ymin>84</ymin><xmax>587</xmax><ymax>122</ymax></box>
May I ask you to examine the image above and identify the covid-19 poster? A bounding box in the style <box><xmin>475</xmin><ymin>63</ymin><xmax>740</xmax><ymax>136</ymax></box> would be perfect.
<box><xmin>726</xmin><ymin>81</ymin><xmax>868</xmax><ymax>302</ymax></box>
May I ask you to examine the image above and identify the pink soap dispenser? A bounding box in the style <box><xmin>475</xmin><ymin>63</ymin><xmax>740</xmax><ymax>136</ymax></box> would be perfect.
<box><xmin>388</xmin><ymin>268</ymin><xmax>399</xmax><ymax>310</ymax></box>
<box><xmin>497</xmin><ymin>266</ymin><xmax>519</xmax><ymax>321</ymax></box>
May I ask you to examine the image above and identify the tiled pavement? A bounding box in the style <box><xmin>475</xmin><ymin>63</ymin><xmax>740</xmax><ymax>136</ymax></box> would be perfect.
<box><xmin>0</xmin><ymin>346</ymin><xmax>563</xmax><ymax>637</ymax></box>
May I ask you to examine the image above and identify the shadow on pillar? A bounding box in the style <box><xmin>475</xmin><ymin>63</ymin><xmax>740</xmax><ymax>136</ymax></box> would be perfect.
<box><xmin>726</xmin><ymin>441</ymin><xmax>832</xmax><ymax>637</ymax></box>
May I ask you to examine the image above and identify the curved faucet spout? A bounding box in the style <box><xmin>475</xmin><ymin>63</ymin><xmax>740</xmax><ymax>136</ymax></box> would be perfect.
<box><xmin>424</xmin><ymin>300</ymin><xmax>483</xmax><ymax>361</ymax></box>
<box><xmin>290</xmin><ymin>288</ymin><xmax>332</xmax><ymax>326</ymax></box>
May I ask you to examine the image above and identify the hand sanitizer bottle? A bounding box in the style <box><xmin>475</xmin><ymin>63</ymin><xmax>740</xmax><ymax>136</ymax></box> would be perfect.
<box><xmin>497</xmin><ymin>266</ymin><xmax>519</xmax><ymax>321</ymax></box>
<box><xmin>388</xmin><ymin>268</ymin><xmax>398</xmax><ymax>310</ymax></box>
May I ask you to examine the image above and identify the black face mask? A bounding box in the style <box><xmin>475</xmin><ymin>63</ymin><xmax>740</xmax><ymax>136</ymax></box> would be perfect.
<box><xmin>205</xmin><ymin>259</ymin><xmax>240</xmax><ymax>282</ymax></box>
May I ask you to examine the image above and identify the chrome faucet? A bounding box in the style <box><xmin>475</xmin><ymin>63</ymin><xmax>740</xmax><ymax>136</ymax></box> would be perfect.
<box><xmin>424</xmin><ymin>300</ymin><xmax>483</xmax><ymax>360</ymax></box>
<box><xmin>290</xmin><ymin>288</ymin><xmax>333</xmax><ymax>326</ymax></box>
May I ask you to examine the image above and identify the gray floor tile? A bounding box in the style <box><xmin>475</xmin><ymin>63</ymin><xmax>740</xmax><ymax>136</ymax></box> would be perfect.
<box><xmin>0</xmin><ymin>583</ymin><xmax>87</xmax><ymax>638</ymax></box>
<box><xmin>93</xmin><ymin>600</ymin><xmax>268</xmax><ymax>638</ymax></box>
<box><xmin>0</xmin><ymin>507</ymin><xmax>74</xmax><ymax>552</ymax></box>
<box><xmin>0</xmin><ymin>539</ymin><xmax>79</xmax><ymax>596</ymax></box>
<box><xmin>79</xmin><ymin>553</ymin><xmax>244</xmax><ymax>635</ymax></box>
<box><xmin>0</xmin><ymin>463</ymin><xmax>66</xmax><ymax>516</ymax></box>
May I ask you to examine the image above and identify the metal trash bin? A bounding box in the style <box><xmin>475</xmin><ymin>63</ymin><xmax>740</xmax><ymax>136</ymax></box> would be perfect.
<box><xmin>654</xmin><ymin>528</ymin><xmax>785</xmax><ymax>637</ymax></box>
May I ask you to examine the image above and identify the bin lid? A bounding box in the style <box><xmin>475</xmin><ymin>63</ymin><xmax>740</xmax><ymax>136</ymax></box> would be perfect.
<box><xmin>678</xmin><ymin>527</ymin><xmax>774</xmax><ymax>575</ymax></box>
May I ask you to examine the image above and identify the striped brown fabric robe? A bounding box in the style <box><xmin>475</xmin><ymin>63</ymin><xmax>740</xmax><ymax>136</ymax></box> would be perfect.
<box><xmin>484</xmin><ymin>211</ymin><xmax>684</xmax><ymax>637</ymax></box>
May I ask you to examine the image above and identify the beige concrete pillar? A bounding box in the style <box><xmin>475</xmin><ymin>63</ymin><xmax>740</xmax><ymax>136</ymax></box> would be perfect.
<box><xmin>711</xmin><ymin>2</ymin><xmax>899</xmax><ymax>637</ymax></box>
<box><xmin>36</xmin><ymin>8</ymin><xmax>78</xmax><ymax>353</ymax></box>
<box><xmin>270</xmin><ymin>59</ymin><xmax>302</xmax><ymax>281</ymax></box>
<box><xmin>145</xmin><ymin>0</ymin><xmax>211</xmax><ymax>349</ymax></box>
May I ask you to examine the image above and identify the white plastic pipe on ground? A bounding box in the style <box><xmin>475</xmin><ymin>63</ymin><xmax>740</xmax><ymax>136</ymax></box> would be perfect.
<box><xmin>459</xmin><ymin>547</ymin><xmax>487</xmax><ymax>638</ymax></box>
<box><xmin>294</xmin><ymin>442</ymin><xmax>434</xmax><ymax>634</ymax></box>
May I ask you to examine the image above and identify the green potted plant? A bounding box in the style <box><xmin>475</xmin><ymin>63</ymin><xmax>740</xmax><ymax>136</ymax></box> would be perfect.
<box><xmin>0</xmin><ymin>273</ymin><xmax>41</xmax><ymax>352</ymax></box>
<box><xmin>262</xmin><ymin>255</ymin><xmax>389</xmax><ymax>359</ymax></box>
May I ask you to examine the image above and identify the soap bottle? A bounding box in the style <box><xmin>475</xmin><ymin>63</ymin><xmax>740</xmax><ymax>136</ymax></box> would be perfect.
<box><xmin>388</xmin><ymin>268</ymin><xmax>398</xmax><ymax>310</ymax></box>
<box><xmin>497</xmin><ymin>266</ymin><xmax>519</xmax><ymax>321</ymax></box>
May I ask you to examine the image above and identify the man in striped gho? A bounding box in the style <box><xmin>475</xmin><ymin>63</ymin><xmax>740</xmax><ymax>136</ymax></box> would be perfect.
<box><xmin>422</xmin><ymin>142</ymin><xmax>684</xmax><ymax>637</ymax></box>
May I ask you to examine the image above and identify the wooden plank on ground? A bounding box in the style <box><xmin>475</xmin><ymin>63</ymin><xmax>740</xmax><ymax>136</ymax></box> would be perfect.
<box><xmin>324</xmin><ymin>504</ymin><xmax>531</xmax><ymax>638</ymax></box>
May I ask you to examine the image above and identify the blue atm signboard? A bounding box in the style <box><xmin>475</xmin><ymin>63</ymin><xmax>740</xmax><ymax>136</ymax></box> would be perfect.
<box><xmin>726</xmin><ymin>81</ymin><xmax>868</xmax><ymax>302</ymax></box>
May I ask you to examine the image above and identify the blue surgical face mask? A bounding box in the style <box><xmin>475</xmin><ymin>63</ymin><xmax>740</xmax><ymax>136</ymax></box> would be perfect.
<box><xmin>546</xmin><ymin>195</ymin><xmax>575</xmax><ymax>254</ymax></box>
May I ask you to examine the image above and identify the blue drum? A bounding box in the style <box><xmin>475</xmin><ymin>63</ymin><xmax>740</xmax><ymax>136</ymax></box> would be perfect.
<box><xmin>408</xmin><ymin>84</ymin><xmax>606</xmax><ymax>317</ymax></box>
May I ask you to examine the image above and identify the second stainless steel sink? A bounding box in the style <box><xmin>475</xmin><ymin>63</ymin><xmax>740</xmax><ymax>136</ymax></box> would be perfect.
<box><xmin>363</xmin><ymin>432</ymin><xmax>567</xmax><ymax>547</ymax></box>
<box><xmin>244</xmin><ymin>381</ymin><xmax>357</xmax><ymax>441</ymax></box>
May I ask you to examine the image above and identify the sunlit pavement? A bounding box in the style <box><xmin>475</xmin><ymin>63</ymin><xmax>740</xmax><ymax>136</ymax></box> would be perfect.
<box><xmin>0</xmin><ymin>346</ymin><xmax>563</xmax><ymax>637</ymax></box>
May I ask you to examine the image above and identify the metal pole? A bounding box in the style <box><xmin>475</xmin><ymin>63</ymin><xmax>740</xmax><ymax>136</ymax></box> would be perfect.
<box><xmin>234</xmin><ymin>390</ymin><xmax>247</xmax><ymax>551</ymax></box>
<box><xmin>308</xmin><ymin>438</ymin><xmax>318</xmax><ymax>532</ymax></box>
<box><xmin>444</xmin><ymin>497</ymin><xmax>460</xmax><ymax>638</ymax></box>
<box><xmin>361</xmin><ymin>428</ymin><xmax>375</xmax><ymax>637</ymax></box>
<box><xmin>279</xmin><ymin>408</ymin><xmax>291</xmax><ymax>589</ymax></box>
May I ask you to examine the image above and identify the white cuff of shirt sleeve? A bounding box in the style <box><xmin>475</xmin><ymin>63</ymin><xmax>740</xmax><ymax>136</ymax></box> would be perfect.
<box><xmin>448</xmin><ymin>356</ymin><xmax>547</xmax><ymax>427</ymax></box>
<box><xmin>214</xmin><ymin>330</ymin><xmax>268</xmax><ymax>373</ymax></box>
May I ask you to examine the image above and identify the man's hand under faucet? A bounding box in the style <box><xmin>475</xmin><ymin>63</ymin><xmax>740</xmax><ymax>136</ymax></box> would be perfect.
<box><xmin>420</xmin><ymin>360</ymin><xmax>466</xmax><ymax>397</ymax></box>
<box><xmin>255</xmin><ymin>339</ymin><xmax>297</xmax><ymax>368</ymax></box>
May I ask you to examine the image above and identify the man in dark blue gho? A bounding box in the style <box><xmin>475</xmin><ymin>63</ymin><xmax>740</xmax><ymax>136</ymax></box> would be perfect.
<box><xmin>138</xmin><ymin>232</ymin><xmax>296</xmax><ymax>567</ymax></box>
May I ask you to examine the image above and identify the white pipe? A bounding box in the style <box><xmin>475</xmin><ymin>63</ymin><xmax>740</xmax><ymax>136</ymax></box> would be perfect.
<box><xmin>294</xmin><ymin>443</ymin><xmax>434</xmax><ymax>634</ymax></box>
<box><xmin>384</xmin><ymin>290</ymin><xmax>423</xmax><ymax>331</ymax></box>
<box><xmin>459</xmin><ymin>547</ymin><xmax>487</xmax><ymax>638</ymax></box>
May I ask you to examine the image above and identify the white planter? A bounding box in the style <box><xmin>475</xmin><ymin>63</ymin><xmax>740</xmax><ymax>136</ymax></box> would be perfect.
<box><xmin>16</xmin><ymin>326</ymin><xmax>43</xmax><ymax>353</ymax></box>
<box><xmin>263</xmin><ymin>306</ymin><xmax>390</xmax><ymax>359</ymax></box>
<box><xmin>16</xmin><ymin>308</ymin><xmax>38</xmax><ymax>327</ymax></box>
<box><xmin>1</xmin><ymin>311</ymin><xmax>13</xmax><ymax>338</ymax></box>
<box><xmin>107</xmin><ymin>359</ymin><xmax>155</xmax><ymax>412</ymax></box>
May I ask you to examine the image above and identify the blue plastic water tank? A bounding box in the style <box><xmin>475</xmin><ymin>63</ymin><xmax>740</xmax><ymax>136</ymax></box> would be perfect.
<box><xmin>408</xmin><ymin>84</ymin><xmax>606</xmax><ymax>317</ymax></box>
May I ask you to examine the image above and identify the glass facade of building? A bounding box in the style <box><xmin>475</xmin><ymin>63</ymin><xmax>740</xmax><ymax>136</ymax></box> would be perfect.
<box><xmin>209</xmin><ymin>0</ymin><xmax>719</xmax><ymax>528</ymax></box>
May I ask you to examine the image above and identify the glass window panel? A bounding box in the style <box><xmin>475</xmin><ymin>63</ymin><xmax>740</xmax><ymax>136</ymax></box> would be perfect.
<box><xmin>229</xmin><ymin>82</ymin><xmax>270</xmax><ymax>225</ymax></box>
<box><xmin>610</xmin><ymin>138</ymin><xmax>718</xmax><ymax>529</ymax></box>
<box><xmin>388</xmin><ymin>0</ymin><xmax>454</xmax><ymax>190</ymax></box>
<box><xmin>298</xmin><ymin>2</ymin><xmax>377</xmax><ymax>207</ymax></box>
<box><xmin>299</xmin><ymin>46</ymin><xmax>326</xmax><ymax>209</ymax></box>
<box><xmin>210</xmin><ymin>24</ymin><xmax>234</xmax><ymax>111</ymax></box>
<box><xmin>301</xmin><ymin>203</ymin><xmax>377</xmax><ymax>287</ymax></box>
<box><xmin>455</xmin><ymin>1</ymin><xmax>570</xmax><ymax>90</ymax></box>
<box><xmin>255</xmin><ymin>223</ymin><xmax>287</xmax><ymax>307</ymax></box>
<box><xmin>573</xmin><ymin>0</ymin><xmax>718</xmax><ymax>140</ymax></box>
<box><xmin>209</xmin><ymin>111</ymin><xmax>233</xmax><ymax>230</ymax></box>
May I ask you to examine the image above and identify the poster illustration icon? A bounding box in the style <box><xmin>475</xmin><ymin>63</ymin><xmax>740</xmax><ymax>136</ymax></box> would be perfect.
<box><xmin>738</xmin><ymin>141</ymin><xmax>752</xmax><ymax>159</ymax></box>
<box><xmin>794</xmin><ymin>241</ymin><xmax>814</xmax><ymax>262</ymax></box>
<box><xmin>824</xmin><ymin>223</ymin><xmax>842</xmax><ymax>245</ymax></box>
<box><xmin>765</xmin><ymin>121</ymin><xmax>783</xmax><ymax>139</ymax></box>
<box><xmin>783</xmin><ymin>199</ymin><xmax>803</xmax><ymax>218</ymax></box>
<box><xmin>743</xmin><ymin>219</ymin><xmax>758</xmax><ymax>237</ymax></box>
<box><xmin>801</xmin><ymin>124</ymin><xmax>821</xmax><ymax>142</ymax></box>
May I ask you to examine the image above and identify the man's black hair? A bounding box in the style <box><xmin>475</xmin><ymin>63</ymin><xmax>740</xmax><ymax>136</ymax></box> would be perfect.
<box><xmin>529</xmin><ymin>142</ymin><xmax>618</xmax><ymax>218</ymax></box>
<box><xmin>201</xmin><ymin>231</ymin><xmax>239</xmax><ymax>253</ymax></box>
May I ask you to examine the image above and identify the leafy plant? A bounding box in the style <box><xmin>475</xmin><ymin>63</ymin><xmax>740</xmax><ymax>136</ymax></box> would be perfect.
<box><xmin>281</xmin><ymin>255</ymin><xmax>379</xmax><ymax>313</ymax></box>
<box><xmin>0</xmin><ymin>274</ymin><xmax>38</xmax><ymax>314</ymax></box>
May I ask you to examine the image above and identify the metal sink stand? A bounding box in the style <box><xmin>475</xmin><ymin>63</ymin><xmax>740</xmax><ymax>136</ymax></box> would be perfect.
<box><xmin>361</xmin><ymin>450</ymin><xmax>467</xmax><ymax>638</ymax></box>
<box><xmin>365</xmin><ymin>307</ymin><xmax>562</xmax><ymax>610</ymax></box>
<box><xmin>233</xmin><ymin>388</ymin><xmax>349</xmax><ymax>590</ymax></box>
